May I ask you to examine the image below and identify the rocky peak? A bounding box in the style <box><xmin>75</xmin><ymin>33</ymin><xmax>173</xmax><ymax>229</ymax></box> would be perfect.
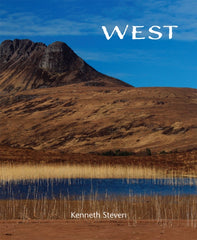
<box><xmin>0</xmin><ymin>39</ymin><xmax>46</xmax><ymax>64</ymax></box>
<box><xmin>39</xmin><ymin>41</ymin><xmax>83</xmax><ymax>73</ymax></box>
<box><xmin>0</xmin><ymin>40</ymin><xmax>15</xmax><ymax>63</ymax></box>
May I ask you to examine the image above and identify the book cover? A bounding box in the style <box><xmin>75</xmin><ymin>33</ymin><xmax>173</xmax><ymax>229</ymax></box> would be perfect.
<box><xmin>0</xmin><ymin>0</ymin><xmax>197</xmax><ymax>239</ymax></box>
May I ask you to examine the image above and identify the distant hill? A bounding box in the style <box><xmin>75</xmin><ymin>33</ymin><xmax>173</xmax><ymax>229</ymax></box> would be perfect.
<box><xmin>0</xmin><ymin>39</ymin><xmax>131</xmax><ymax>92</ymax></box>
<box><xmin>0</xmin><ymin>85</ymin><xmax>196</xmax><ymax>154</ymax></box>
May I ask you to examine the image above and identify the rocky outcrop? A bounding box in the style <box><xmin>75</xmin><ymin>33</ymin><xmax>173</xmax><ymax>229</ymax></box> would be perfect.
<box><xmin>39</xmin><ymin>41</ymin><xmax>83</xmax><ymax>73</ymax></box>
<box><xmin>0</xmin><ymin>39</ymin><xmax>131</xmax><ymax>92</ymax></box>
<box><xmin>0</xmin><ymin>39</ymin><xmax>46</xmax><ymax>65</ymax></box>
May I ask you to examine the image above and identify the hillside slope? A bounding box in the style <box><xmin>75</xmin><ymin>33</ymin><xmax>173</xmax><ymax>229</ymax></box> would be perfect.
<box><xmin>0</xmin><ymin>85</ymin><xmax>196</xmax><ymax>153</ymax></box>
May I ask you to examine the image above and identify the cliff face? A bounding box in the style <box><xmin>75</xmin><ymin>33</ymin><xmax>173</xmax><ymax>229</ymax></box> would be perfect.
<box><xmin>0</xmin><ymin>39</ymin><xmax>131</xmax><ymax>92</ymax></box>
<box><xmin>39</xmin><ymin>41</ymin><xmax>83</xmax><ymax>73</ymax></box>
<box><xmin>0</xmin><ymin>39</ymin><xmax>46</xmax><ymax>64</ymax></box>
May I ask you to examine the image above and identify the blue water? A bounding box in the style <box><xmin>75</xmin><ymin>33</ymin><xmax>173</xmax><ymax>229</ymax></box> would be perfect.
<box><xmin>0</xmin><ymin>178</ymin><xmax>197</xmax><ymax>200</ymax></box>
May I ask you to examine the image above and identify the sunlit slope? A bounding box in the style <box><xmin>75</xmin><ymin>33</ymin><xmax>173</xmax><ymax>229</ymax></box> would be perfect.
<box><xmin>0</xmin><ymin>85</ymin><xmax>196</xmax><ymax>153</ymax></box>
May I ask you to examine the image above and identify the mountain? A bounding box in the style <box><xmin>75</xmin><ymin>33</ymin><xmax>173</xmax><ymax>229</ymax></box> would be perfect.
<box><xmin>0</xmin><ymin>39</ymin><xmax>131</xmax><ymax>93</ymax></box>
<box><xmin>0</xmin><ymin>39</ymin><xmax>196</xmax><ymax>155</ymax></box>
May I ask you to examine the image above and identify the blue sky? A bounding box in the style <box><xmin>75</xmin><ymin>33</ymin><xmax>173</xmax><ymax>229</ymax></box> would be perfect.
<box><xmin>0</xmin><ymin>0</ymin><xmax>197</xmax><ymax>88</ymax></box>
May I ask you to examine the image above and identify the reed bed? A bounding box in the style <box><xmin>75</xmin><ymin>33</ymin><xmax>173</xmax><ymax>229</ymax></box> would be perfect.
<box><xmin>0</xmin><ymin>163</ymin><xmax>197</xmax><ymax>182</ymax></box>
<box><xmin>0</xmin><ymin>163</ymin><xmax>197</xmax><ymax>226</ymax></box>
<box><xmin>0</xmin><ymin>196</ymin><xmax>196</xmax><ymax>225</ymax></box>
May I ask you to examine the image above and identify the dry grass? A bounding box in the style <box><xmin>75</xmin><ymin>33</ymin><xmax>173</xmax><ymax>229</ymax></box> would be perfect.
<box><xmin>0</xmin><ymin>196</ymin><xmax>197</xmax><ymax>226</ymax></box>
<box><xmin>0</xmin><ymin>164</ymin><xmax>197</xmax><ymax>181</ymax></box>
<box><xmin>0</xmin><ymin>86</ymin><xmax>197</xmax><ymax>154</ymax></box>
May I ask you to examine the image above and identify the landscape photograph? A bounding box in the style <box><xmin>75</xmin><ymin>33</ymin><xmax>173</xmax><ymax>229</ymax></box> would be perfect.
<box><xmin>0</xmin><ymin>0</ymin><xmax>197</xmax><ymax>240</ymax></box>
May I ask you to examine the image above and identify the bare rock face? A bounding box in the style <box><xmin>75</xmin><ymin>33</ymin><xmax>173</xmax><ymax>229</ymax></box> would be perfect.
<box><xmin>39</xmin><ymin>41</ymin><xmax>83</xmax><ymax>73</ymax></box>
<box><xmin>0</xmin><ymin>40</ymin><xmax>15</xmax><ymax>63</ymax></box>
<box><xmin>0</xmin><ymin>39</ymin><xmax>46</xmax><ymax>64</ymax></box>
<box><xmin>0</xmin><ymin>39</ymin><xmax>131</xmax><ymax>92</ymax></box>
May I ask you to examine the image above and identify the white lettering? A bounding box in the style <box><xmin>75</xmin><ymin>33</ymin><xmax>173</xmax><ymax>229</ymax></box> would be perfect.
<box><xmin>102</xmin><ymin>25</ymin><xmax>179</xmax><ymax>40</ymax></box>
<box><xmin>163</xmin><ymin>25</ymin><xmax>178</xmax><ymax>39</ymax></box>
<box><xmin>103</xmin><ymin>212</ymin><xmax>127</xmax><ymax>218</ymax></box>
<box><xmin>132</xmin><ymin>26</ymin><xmax>145</xmax><ymax>40</ymax></box>
<box><xmin>71</xmin><ymin>212</ymin><xmax>76</xmax><ymax>218</ymax></box>
<box><xmin>148</xmin><ymin>25</ymin><xmax>162</xmax><ymax>40</ymax></box>
<box><xmin>102</xmin><ymin>25</ymin><xmax>129</xmax><ymax>40</ymax></box>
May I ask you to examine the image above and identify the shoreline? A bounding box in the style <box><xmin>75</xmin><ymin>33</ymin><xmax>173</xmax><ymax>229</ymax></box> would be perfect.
<box><xmin>1</xmin><ymin>219</ymin><xmax>197</xmax><ymax>240</ymax></box>
<box><xmin>0</xmin><ymin>145</ymin><xmax>196</xmax><ymax>170</ymax></box>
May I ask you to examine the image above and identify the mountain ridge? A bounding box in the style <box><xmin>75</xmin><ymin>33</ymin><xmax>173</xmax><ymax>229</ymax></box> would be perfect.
<box><xmin>0</xmin><ymin>39</ymin><xmax>131</xmax><ymax>93</ymax></box>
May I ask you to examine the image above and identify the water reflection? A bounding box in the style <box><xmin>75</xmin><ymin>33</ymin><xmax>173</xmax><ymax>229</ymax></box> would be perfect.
<box><xmin>1</xmin><ymin>178</ymin><xmax>197</xmax><ymax>200</ymax></box>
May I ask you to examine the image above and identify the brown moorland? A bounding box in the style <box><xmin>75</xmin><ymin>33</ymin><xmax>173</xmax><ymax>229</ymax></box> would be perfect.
<box><xmin>0</xmin><ymin>85</ymin><xmax>196</xmax><ymax>155</ymax></box>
